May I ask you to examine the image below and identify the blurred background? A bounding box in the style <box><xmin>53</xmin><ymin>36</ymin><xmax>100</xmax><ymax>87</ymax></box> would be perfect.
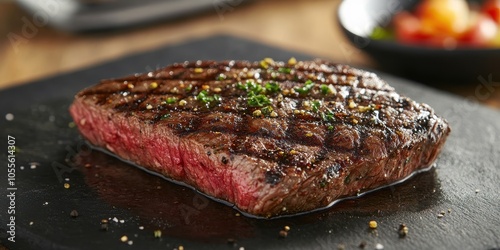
<box><xmin>0</xmin><ymin>0</ymin><xmax>498</xmax><ymax>108</ymax></box>
<box><xmin>1</xmin><ymin>0</ymin><xmax>365</xmax><ymax>88</ymax></box>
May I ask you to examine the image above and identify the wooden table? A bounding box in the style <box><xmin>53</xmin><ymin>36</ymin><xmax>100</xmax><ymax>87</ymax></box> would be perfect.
<box><xmin>1</xmin><ymin>0</ymin><xmax>499</xmax><ymax>109</ymax></box>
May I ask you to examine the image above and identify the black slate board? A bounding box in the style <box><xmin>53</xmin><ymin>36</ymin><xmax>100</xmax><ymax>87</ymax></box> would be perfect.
<box><xmin>0</xmin><ymin>34</ymin><xmax>499</xmax><ymax>250</ymax></box>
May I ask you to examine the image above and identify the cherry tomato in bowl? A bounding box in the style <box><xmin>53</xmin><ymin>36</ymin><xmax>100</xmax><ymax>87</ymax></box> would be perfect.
<box><xmin>482</xmin><ymin>0</ymin><xmax>500</xmax><ymax>23</ymax></box>
<box><xmin>338</xmin><ymin>0</ymin><xmax>500</xmax><ymax>83</ymax></box>
<box><xmin>460</xmin><ymin>13</ymin><xmax>498</xmax><ymax>47</ymax></box>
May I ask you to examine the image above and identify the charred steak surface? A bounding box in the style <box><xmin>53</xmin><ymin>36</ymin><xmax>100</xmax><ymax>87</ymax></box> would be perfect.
<box><xmin>69</xmin><ymin>59</ymin><xmax>450</xmax><ymax>218</ymax></box>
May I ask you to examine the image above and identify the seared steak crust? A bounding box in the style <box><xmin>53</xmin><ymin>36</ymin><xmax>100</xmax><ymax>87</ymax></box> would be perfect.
<box><xmin>69</xmin><ymin>59</ymin><xmax>450</xmax><ymax>217</ymax></box>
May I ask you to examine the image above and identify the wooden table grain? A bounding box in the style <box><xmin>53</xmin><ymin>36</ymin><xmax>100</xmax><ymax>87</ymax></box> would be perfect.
<box><xmin>1</xmin><ymin>0</ymin><xmax>499</xmax><ymax>109</ymax></box>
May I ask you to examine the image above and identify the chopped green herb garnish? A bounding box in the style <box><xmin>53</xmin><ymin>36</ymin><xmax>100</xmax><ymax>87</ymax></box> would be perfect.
<box><xmin>185</xmin><ymin>85</ymin><xmax>193</xmax><ymax>91</ymax></box>
<box><xmin>237</xmin><ymin>80</ymin><xmax>264</xmax><ymax>94</ymax></box>
<box><xmin>295</xmin><ymin>80</ymin><xmax>315</xmax><ymax>94</ymax></box>
<box><xmin>196</xmin><ymin>90</ymin><xmax>220</xmax><ymax>104</ymax></box>
<box><xmin>278</xmin><ymin>67</ymin><xmax>291</xmax><ymax>74</ymax></box>
<box><xmin>321</xmin><ymin>111</ymin><xmax>335</xmax><ymax>122</ymax></box>
<box><xmin>236</xmin><ymin>82</ymin><xmax>246</xmax><ymax>90</ymax></box>
<box><xmin>238</xmin><ymin>80</ymin><xmax>274</xmax><ymax>108</ymax></box>
<box><xmin>265</xmin><ymin>82</ymin><xmax>281</xmax><ymax>93</ymax></box>
<box><xmin>320</xmin><ymin>84</ymin><xmax>331</xmax><ymax>95</ymax></box>
<box><xmin>248</xmin><ymin>81</ymin><xmax>264</xmax><ymax>94</ymax></box>
<box><xmin>160</xmin><ymin>114</ymin><xmax>171</xmax><ymax>120</ymax></box>
<box><xmin>213</xmin><ymin>94</ymin><xmax>221</xmax><ymax>102</ymax></box>
<box><xmin>327</xmin><ymin>125</ymin><xmax>334</xmax><ymax>131</ymax></box>
<box><xmin>166</xmin><ymin>97</ymin><xmax>177</xmax><ymax>104</ymax></box>
<box><xmin>247</xmin><ymin>92</ymin><xmax>271</xmax><ymax>107</ymax></box>
<box><xmin>197</xmin><ymin>90</ymin><xmax>210</xmax><ymax>102</ymax></box>
<box><xmin>311</xmin><ymin>100</ymin><xmax>321</xmax><ymax>112</ymax></box>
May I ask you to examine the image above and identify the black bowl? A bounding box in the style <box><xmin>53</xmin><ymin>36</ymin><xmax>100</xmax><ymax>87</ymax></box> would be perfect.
<box><xmin>337</xmin><ymin>0</ymin><xmax>500</xmax><ymax>84</ymax></box>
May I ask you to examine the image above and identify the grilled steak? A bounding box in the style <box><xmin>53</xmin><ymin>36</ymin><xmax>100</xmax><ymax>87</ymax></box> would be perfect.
<box><xmin>69</xmin><ymin>59</ymin><xmax>450</xmax><ymax>218</ymax></box>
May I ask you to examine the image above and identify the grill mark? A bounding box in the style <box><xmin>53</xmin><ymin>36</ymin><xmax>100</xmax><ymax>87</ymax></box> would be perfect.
<box><xmin>176</xmin><ymin>130</ymin><xmax>344</xmax><ymax>173</ymax></box>
<box><xmin>283</xmin><ymin>118</ymin><xmax>328</xmax><ymax>146</ymax></box>
<box><xmin>146</xmin><ymin>108</ymin><xmax>394</xmax><ymax>154</ymax></box>
<box><xmin>84</xmin><ymin>86</ymin><xmax>409</xmax><ymax>128</ymax></box>
<box><xmin>113</xmin><ymin>93</ymin><xmax>149</xmax><ymax>113</ymax></box>
<box><xmin>144</xmin><ymin>108</ymin><xmax>379</xmax><ymax>132</ymax></box>
<box><xmin>85</xmin><ymin>90</ymin><xmax>401</xmax><ymax>114</ymax></box>
<box><xmin>95</xmin><ymin>93</ymin><xmax>112</xmax><ymax>106</ymax></box>
<box><xmin>209</xmin><ymin>133</ymin><xmax>329</xmax><ymax>169</ymax></box>
<box><xmin>101</xmin><ymin>93</ymin><xmax>423</xmax><ymax>137</ymax></box>
<box><xmin>107</xmin><ymin>76</ymin><xmax>388</xmax><ymax>92</ymax></box>
<box><xmin>88</xmin><ymin>65</ymin><xmax>392</xmax><ymax>94</ymax></box>
<box><xmin>129</xmin><ymin>76</ymin><xmax>388</xmax><ymax>91</ymax></box>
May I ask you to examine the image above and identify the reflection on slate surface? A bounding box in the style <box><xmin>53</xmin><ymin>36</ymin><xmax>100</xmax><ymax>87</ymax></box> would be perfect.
<box><xmin>76</xmin><ymin>150</ymin><xmax>256</xmax><ymax>242</ymax></box>
<box><xmin>75</xmin><ymin>148</ymin><xmax>440</xmax><ymax>242</ymax></box>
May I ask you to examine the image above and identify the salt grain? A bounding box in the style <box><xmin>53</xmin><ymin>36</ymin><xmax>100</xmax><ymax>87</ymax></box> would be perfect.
<box><xmin>5</xmin><ymin>113</ymin><xmax>14</xmax><ymax>121</ymax></box>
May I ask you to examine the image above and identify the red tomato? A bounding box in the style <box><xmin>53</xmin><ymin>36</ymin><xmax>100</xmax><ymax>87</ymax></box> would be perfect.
<box><xmin>482</xmin><ymin>0</ymin><xmax>500</xmax><ymax>23</ymax></box>
<box><xmin>460</xmin><ymin>13</ymin><xmax>498</xmax><ymax>47</ymax></box>
<box><xmin>393</xmin><ymin>11</ymin><xmax>457</xmax><ymax>48</ymax></box>
<box><xmin>393</xmin><ymin>12</ymin><xmax>427</xmax><ymax>43</ymax></box>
